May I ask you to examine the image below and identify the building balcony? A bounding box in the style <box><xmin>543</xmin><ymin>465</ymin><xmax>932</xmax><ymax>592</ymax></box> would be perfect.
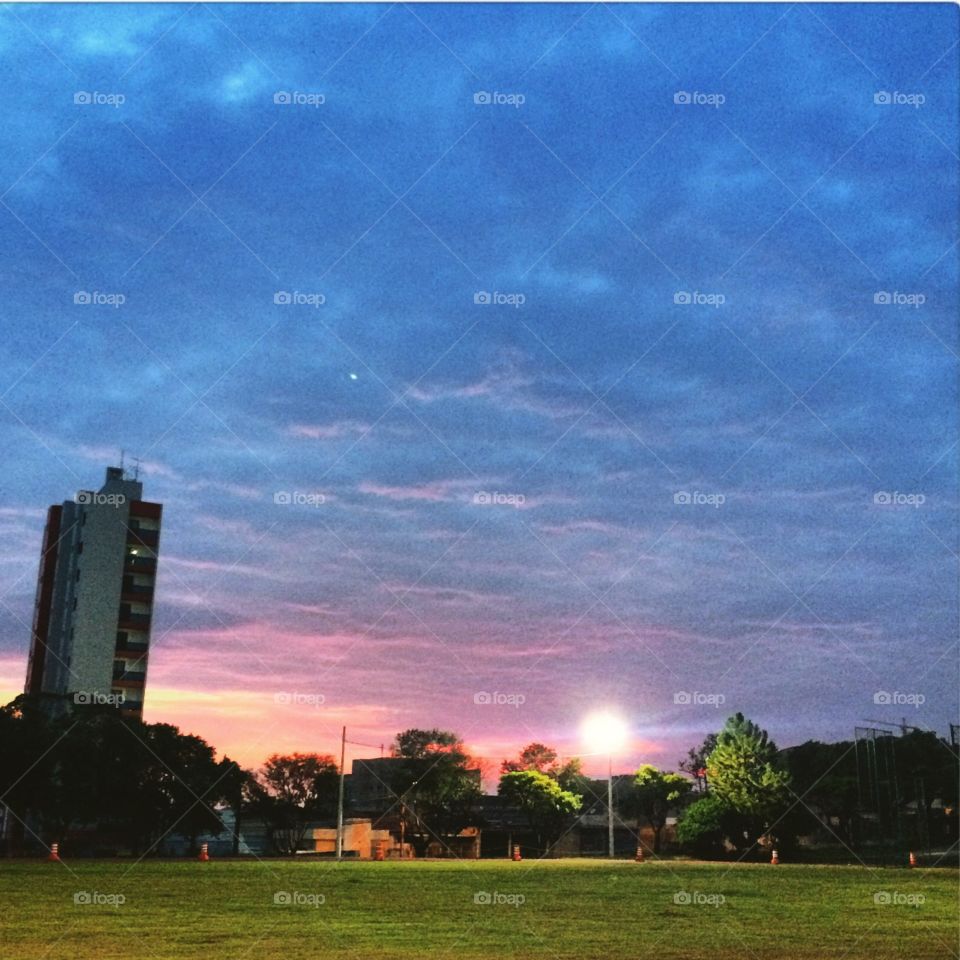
<box><xmin>124</xmin><ymin>556</ymin><xmax>157</xmax><ymax>573</ymax></box>
<box><xmin>121</xmin><ymin>586</ymin><xmax>154</xmax><ymax>603</ymax></box>
<box><xmin>118</xmin><ymin>613</ymin><xmax>151</xmax><ymax>631</ymax></box>
<box><xmin>116</xmin><ymin>642</ymin><xmax>149</xmax><ymax>657</ymax></box>
<box><xmin>129</xmin><ymin>500</ymin><xmax>162</xmax><ymax>521</ymax></box>
<box><xmin>127</xmin><ymin>528</ymin><xmax>159</xmax><ymax>548</ymax></box>
<box><xmin>112</xmin><ymin>672</ymin><xmax>147</xmax><ymax>685</ymax></box>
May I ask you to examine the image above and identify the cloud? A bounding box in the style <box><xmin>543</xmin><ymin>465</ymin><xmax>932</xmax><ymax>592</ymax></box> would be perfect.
<box><xmin>358</xmin><ymin>479</ymin><xmax>477</xmax><ymax>503</ymax></box>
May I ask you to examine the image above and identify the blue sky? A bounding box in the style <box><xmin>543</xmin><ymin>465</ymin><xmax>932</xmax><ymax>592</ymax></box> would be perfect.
<box><xmin>0</xmin><ymin>3</ymin><xmax>956</xmax><ymax>774</ymax></box>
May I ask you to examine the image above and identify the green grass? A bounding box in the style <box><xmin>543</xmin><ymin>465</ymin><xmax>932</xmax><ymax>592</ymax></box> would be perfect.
<box><xmin>1</xmin><ymin>858</ymin><xmax>956</xmax><ymax>959</ymax></box>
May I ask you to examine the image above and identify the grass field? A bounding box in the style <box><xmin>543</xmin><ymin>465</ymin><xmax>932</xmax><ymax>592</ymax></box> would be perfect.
<box><xmin>1</xmin><ymin>858</ymin><xmax>956</xmax><ymax>959</ymax></box>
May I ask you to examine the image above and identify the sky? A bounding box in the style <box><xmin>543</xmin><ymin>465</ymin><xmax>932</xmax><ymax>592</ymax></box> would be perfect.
<box><xmin>0</xmin><ymin>3</ymin><xmax>956</xmax><ymax>780</ymax></box>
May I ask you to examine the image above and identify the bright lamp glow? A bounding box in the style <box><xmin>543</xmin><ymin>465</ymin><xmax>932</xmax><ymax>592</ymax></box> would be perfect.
<box><xmin>581</xmin><ymin>711</ymin><xmax>630</xmax><ymax>754</ymax></box>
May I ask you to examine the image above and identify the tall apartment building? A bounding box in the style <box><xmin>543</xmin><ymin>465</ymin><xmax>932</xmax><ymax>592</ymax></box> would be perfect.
<box><xmin>24</xmin><ymin>466</ymin><xmax>162</xmax><ymax>717</ymax></box>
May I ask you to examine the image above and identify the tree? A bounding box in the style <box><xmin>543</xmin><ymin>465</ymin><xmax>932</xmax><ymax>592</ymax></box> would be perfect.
<box><xmin>555</xmin><ymin>756</ymin><xmax>589</xmax><ymax>795</ymax></box>
<box><xmin>625</xmin><ymin>765</ymin><xmax>692</xmax><ymax>853</ymax></box>
<box><xmin>707</xmin><ymin>713</ymin><xmax>791</xmax><ymax>846</ymax></box>
<box><xmin>40</xmin><ymin>707</ymin><xmax>144</xmax><ymax>849</ymax></box>
<box><xmin>217</xmin><ymin>758</ymin><xmax>255</xmax><ymax>856</ymax></box>
<box><xmin>390</xmin><ymin>729</ymin><xmax>481</xmax><ymax>856</ymax></box>
<box><xmin>780</xmin><ymin>740</ymin><xmax>860</xmax><ymax>847</ymax></box>
<box><xmin>679</xmin><ymin>733</ymin><xmax>718</xmax><ymax>794</ymax></box>
<box><xmin>0</xmin><ymin>696</ymin><xmax>67</xmax><ymax>854</ymax></box>
<box><xmin>498</xmin><ymin>770</ymin><xmax>582</xmax><ymax>854</ymax></box>
<box><xmin>501</xmin><ymin>743</ymin><xmax>557</xmax><ymax>775</ymax></box>
<box><xmin>891</xmin><ymin>730</ymin><xmax>960</xmax><ymax>839</ymax></box>
<box><xmin>257</xmin><ymin>753</ymin><xmax>339</xmax><ymax>854</ymax></box>
<box><xmin>676</xmin><ymin>795</ymin><xmax>736</xmax><ymax>857</ymax></box>
<box><xmin>0</xmin><ymin>697</ymin><xmax>227</xmax><ymax>856</ymax></box>
<box><xmin>140</xmin><ymin>723</ymin><xmax>226</xmax><ymax>855</ymax></box>
<box><xmin>501</xmin><ymin>743</ymin><xmax>587</xmax><ymax>794</ymax></box>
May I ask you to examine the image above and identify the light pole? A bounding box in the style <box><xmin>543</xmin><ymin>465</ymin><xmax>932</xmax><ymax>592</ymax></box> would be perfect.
<box><xmin>582</xmin><ymin>712</ymin><xmax>629</xmax><ymax>859</ymax></box>
<box><xmin>335</xmin><ymin>726</ymin><xmax>346</xmax><ymax>860</ymax></box>
<box><xmin>607</xmin><ymin>754</ymin><xmax>614</xmax><ymax>859</ymax></box>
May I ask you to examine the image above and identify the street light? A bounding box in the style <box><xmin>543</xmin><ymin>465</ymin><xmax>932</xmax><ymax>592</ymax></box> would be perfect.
<box><xmin>582</xmin><ymin>712</ymin><xmax>629</xmax><ymax>858</ymax></box>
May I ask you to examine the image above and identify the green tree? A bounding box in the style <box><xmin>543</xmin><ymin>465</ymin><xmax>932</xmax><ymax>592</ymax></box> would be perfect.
<box><xmin>625</xmin><ymin>765</ymin><xmax>692</xmax><ymax>853</ymax></box>
<box><xmin>501</xmin><ymin>742</ymin><xmax>587</xmax><ymax>795</ymax></box>
<box><xmin>498</xmin><ymin>770</ymin><xmax>582</xmax><ymax>854</ymax></box>
<box><xmin>555</xmin><ymin>756</ymin><xmax>588</xmax><ymax>795</ymax></box>
<box><xmin>707</xmin><ymin>713</ymin><xmax>791</xmax><ymax>845</ymax></box>
<box><xmin>676</xmin><ymin>795</ymin><xmax>737</xmax><ymax>857</ymax></box>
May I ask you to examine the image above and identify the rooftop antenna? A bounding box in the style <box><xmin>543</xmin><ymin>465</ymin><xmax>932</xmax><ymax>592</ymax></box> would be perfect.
<box><xmin>130</xmin><ymin>456</ymin><xmax>141</xmax><ymax>481</ymax></box>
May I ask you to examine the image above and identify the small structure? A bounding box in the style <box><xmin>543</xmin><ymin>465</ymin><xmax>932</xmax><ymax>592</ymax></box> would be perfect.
<box><xmin>305</xmin><ymin>819</ymin><xmax>397</xmax><ymax>858</ymax></box>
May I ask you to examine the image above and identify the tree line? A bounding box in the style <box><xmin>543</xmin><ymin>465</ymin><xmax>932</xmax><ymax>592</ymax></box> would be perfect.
<box><xmin>1</xmin><ymin>695</ymin><xmax>955</xmax><ymax>858</ymax></box>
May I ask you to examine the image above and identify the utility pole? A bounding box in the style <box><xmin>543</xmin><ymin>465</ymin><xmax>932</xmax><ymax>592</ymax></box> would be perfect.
<box><xmin>336</xmin><ymin>726</ymin><xmax>346</xmax><ymax>860</ymax></box>
<box><xmin>607</xmin><ymin>755</ymin><xmax>615</xmax><ymax>858</ymax></box>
